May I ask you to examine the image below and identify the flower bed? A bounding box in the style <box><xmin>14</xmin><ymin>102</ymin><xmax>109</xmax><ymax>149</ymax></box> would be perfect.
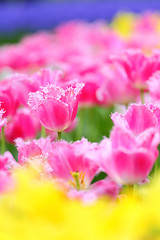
<box><xmin>0</xmin><ymin>12</ymin><xmax>160</xmax><ymax>239</ymax></box>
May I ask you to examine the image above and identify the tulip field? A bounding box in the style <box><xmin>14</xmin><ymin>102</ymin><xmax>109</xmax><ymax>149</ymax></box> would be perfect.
<box><xmin>1</xmin><ymin>12</ymin><xmax>160</xmax><ymax>239</ymax></box>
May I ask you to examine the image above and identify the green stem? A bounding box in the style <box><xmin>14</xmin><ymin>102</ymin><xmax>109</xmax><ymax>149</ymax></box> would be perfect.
<box><xmin>154</xmin><ymin>159</ymin><xmax>159</xmax><ymax>175</ymax></box>
<box><xmin>88</xmin><ymin>107</ymin><xmax>95</xmax><ymax>140</ymax></box>
<box><xmin>76</xmin><ymin>108</ymin><xmax>85</xmax><ymax>140</ymax></box>
<box><xmin>41</xmin><ymin>125</ymin><xmax>46</xmax><ymax>138</ymax></box>
<box><xmin>1</xmin><ymin>127</ymin><xmax>6</xmax><ymax>154</ymax></box>
<box><xmin>140</xmin><ymin>89</ymin><xmax>144</xmax><ymax>104</ymax></box>
<box><xmin>58</xmin><ymin>132</ymin><xmax>62</xmax><ymax>140</ymax></box>
<box><xmin>154</xmin><ymin>144</ymin><xmax>160</xmax><ymax>175</ymax></box>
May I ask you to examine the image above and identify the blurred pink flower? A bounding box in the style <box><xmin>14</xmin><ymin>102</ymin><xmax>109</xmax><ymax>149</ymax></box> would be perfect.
<box><xmin>111</xmin><ymin>104</ymin><xmax>160</xmax><ymax>134</ymax></box>
<box><xmin>96</xmin><ymin>62</ymin><xmax>138</xmax><ymax>105</ymax></box>
<box><xmin>5</xmin><ymin>108</ymin><xmax>41</xmax><ymax>143</ymax></box>
<box><xmin>10</xmin><ymin>73</ymin><xmax>38</xmax><ymax>106</ymax></box>
<box><xmin>0</xmin><ymin>151</ymin><xmax>18</xmax><ymax>193</ymax></box>
<box><xmin>147</xmin><ymin>71</ymin><xmax>160</xmax><ymax>102</ymax></box>
<box><xmin>78</xmin><ymin>74</ymin><xmax>102</xmax><ymax>106</ymax></box>
<box><xmin>110</xmin><ymin>50</ymin><xmax>160</xmax><ymax>90</ymax></box>
<box><xmin>32</xmin><ymin>68</ymin><xmax>63</xmax><ymax>87</ymax></box>
<box><xmin>0</xmin><ymin>80</ymin><xmax>19</xmax><ymax>117</ymax></box>
<box><xmin>0</xmin><ymin>32</ymin><xmax>53</xmax><ymax>70</ymax></box>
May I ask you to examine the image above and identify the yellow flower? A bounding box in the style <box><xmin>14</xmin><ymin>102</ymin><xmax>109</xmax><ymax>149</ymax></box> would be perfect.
<box><xmin>0</xmin><ymin>169</ymin><xmax>107</xmax><ymax>240</ymax></box>
<box><xmin>0</xmin><ymin>168</ymin><xmax>160</xmax><ymax>240</ymax></box>
<box><xmin>111</xmin><ymin>13</ymin><xmax>135</xmax><ymax>38</ymax></box>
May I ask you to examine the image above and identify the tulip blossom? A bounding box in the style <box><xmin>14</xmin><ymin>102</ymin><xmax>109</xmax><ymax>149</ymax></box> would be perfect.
<box><xmin>16</xmin><ymin>137</ymin><xmax>99</xmax><ymax>190</ymax></box>
<box><xmin>5</xmin><ymin>108</ymin><xmax>41</xmax><ymax>143</ymax></box>
<box><xmin>0</xmin><ymin>80</ymin><xmax>18</xmax><ymax>117</ymax></box>
<box><xmin>47</xmin><ymin>117</ymin><xmax>78</xmax><ymax>139</ymax></box>
<box><xmin>103</xmin><ymin>104</ymin><xmax>160</xmax><ymax>185</ymax></box>
<box><xmin>28</xmin><ymin>83</ymin><xmax>84</xmax><ymax>132</ymax></box>
<box><xmin>96</xmin><ymin>127</ymin><xmax>159</xmax><ymax>185</ymax></box>
<box><xmin>0</xmin><ymin>32</ymin><xmax>53</xmax><ymax>70</ymax></box>
<box><xmin>0</xmin><ymin>73</ymin><xmax>38</xmax><ymax>111</ymax></box>
<box><xmin>15</xmin><ymin>137</ymin><xmax>54</xmax><ymax>178</ymax></box>
<box><xmin>78</xmin><ymin>71</ymin><xmax>103</xmax><ymax>106</ymax></box>
<box><xmin>10</xmin><ymin>73</ymin><xmax>38</xmax><ymax>106</ymax></box>
<box><xmin>15</xmin><ymin>137</ymin><xmax>53</xmax><ymax>165</ymax></box>
<box><xmin>48</xmin><ymin>138</ymin><xmax>99</xmax><ymax>190</ymax></box>
<box><xmin>110</xmin><ymin>50</ymin><xmax>160</xmax><ymax>90</ymax></box>
<box><xmin>111</xmin><ymin>104</ymin><xmax>160</xmax><ymax>134</ymax></box>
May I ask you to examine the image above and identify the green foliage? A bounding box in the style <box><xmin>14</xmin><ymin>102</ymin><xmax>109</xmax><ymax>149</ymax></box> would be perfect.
<box><xmin>0</xmin><ymin>141</ymin><xmax>18</xmax><ymax>161</ymax></box>
<box><xmin>150</xmin><ymin>144</ymin><xmax>160</xmax><ymax>177</ymax></box>
<box><xmin>91</xmin><ymin>171</ymin><xmax>107</xmax><ymax>184</ymax></box>
<box><xmin>62</xmin><ymin>106</ymin><xmax>114</xmax><ymax>142</ymax></box>
<box><xmin>0</xmin><ymin>32</ymin><xmax>27</xmax><ymax>45</ymax></box>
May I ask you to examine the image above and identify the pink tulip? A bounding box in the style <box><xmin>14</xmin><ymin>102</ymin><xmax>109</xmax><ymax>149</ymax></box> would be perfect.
<box><xmin>0</xmin><ymin>73</ymin><xmax>38</xmax><ymax>111</ymax></box>
<box><xmin>28</xmin><ymin>83</ymin><xmax>84</xmax><ymax>132</ymax></box>
<box><xmin>110</xmin><ymin>50</ymin><xmax>160</xmax><ymax>90</ymax></box>
<box><xmin>97</xmin><ymin>126</ymin><xmax>159</xmax><ymax>185</ymax></box>
<box><xmin>5</xmin><ymin>108</ymin><xmax>41</xmax><ymax>143</ymax></box>
<box><xmin>0</xmin><ymin>32</ymin><xmax>53</xmax><ymax>70</ymax></box>
<box><xmin>48</xmin><ymin>138</ymin><xmax>99</xmax><ymax>189</ymax></box>
<box><xmin>78</xmin><ymin>74</ymin><xmax>102</xmax><ymax>106</ymax></box>
<box><xmin>15</xmin><ymin>137</ymin><xmax>54</xmax><ymax>177</ymax></box>
<box><xmin>84</xmin><ymin>104</ymin><xmax>160</xmax><ymax>185</ymax></box>
<box><xmin>58</xmin><ymin>60</ymin><xmax>105</xmax><ymax>106</ymax></box>
<box><xmin>0</xmin><ymin>80</ymin><xmax>19</xmax><ymax>117</ymax></box>
<box><xmin>10</xmin><ymin>74</ymin><xmax>38</xmax><ymax>106</ymax></box>
<box><xmin>15</xmin><ymin>137</ymin><xmax>53</xmax><ymax>164</ymax></box>
<box><xmin>111</xmin><ymin>104</ymin><xmax>159</xmax><ymax>135</ymax></box>
<box><xmin>16</xmin><ymin>137</ymin><xmax>99</xmax><ymax>189</ymax></box>
<box><xmin>126</xmin><ymin>13</ymin><xmax>160</xmax><ymax>51</ymax></box>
